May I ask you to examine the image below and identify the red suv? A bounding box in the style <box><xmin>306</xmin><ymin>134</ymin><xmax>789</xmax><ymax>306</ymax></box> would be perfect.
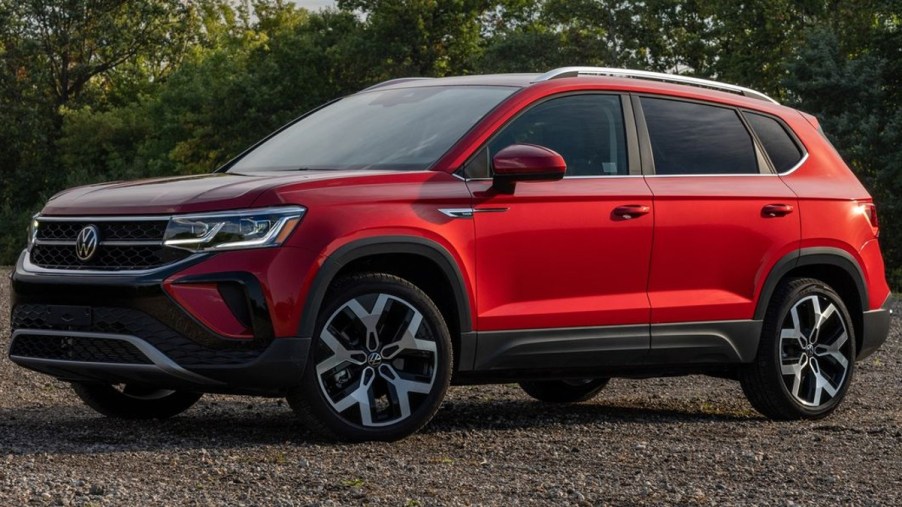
<box><xmin>8</xmin><ymin>67</ymin><xmax>893</xmax><ymax>441</ymax></box>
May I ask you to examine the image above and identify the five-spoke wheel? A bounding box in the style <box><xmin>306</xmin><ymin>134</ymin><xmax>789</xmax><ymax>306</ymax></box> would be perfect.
<box><xmin>778</xmin><ymin>294</ymin><xmax>852</xmax><ymax>407</ymax></box>
<box><xmin>741</xmin><ymin>278</ymin><xmax>856</xmax><ymax>419</ymax></box>
<box><xmin>288</xmin><ymin>273</ymin><xmax>452</xmax><ymax>441</ymax></box>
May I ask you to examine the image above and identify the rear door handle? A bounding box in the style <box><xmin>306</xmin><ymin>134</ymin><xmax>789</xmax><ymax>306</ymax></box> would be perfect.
<box><xmin>762</xmin><ymin>203</ymin><xmax>794</xmax><ymax>217</ymax></box>
<box><xmin>613</xmin><ymin>205</ymin><xmax>651</xmax><ymax>220</ymax></box>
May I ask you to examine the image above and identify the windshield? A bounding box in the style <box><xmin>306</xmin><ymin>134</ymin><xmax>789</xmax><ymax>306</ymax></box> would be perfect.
<box><xmin>228</xmin><ymin>85</ymin><xmax>517</xmax><ymax>172</ymax></box>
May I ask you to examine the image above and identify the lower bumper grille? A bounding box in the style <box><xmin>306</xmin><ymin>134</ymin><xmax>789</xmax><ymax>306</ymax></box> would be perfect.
<box><xmin>11</xmin><ymin>305</ymin><xmax>263</xmax><ymax>366</ymax></box>
<box><xmin>9</xmin><ymin>333</ymin><xmax>152</xmax><ymax>364</ymax></box>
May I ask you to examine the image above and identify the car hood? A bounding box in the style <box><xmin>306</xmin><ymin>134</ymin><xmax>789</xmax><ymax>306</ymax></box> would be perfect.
<box><xmin>40</xmin><ymin>171</ymin><xmax>391</xmax><ymax>216</ymax></box>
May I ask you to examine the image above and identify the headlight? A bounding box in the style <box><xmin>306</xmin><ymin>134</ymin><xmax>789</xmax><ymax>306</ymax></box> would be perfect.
<box><xmin>27</xmin><ymin>214</ymin><xmax>39</xmax><ymax>250</ymax></box>
<box><xmin>163</xmin><ymin>206</ymin><xmax>305</xmax><ymax>252</ymax></box>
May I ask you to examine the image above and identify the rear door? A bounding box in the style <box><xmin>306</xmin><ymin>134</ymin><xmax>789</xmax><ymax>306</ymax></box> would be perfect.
<box><xmin>636</xmin><ymin>96</ymin><xmax>801</xmax><ymax>360</ymax></box>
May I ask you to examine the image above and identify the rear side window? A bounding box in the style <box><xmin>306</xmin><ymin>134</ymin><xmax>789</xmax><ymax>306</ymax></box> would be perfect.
<box><xmin>745</xmin><ymin>112</ymin><xmax>804</xmax><ymax>173</ymax></box>
<box><xmin>641</xmin><ymin>97</ymin><xmax>758</xmax><ymax>175</ymax></box>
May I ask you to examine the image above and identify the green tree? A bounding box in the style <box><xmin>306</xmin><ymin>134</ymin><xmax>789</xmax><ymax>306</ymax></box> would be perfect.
<box><xmin>338</xmin><ymin>0</ymin><xmax>493</xmax><ymax>78</ymax></box>
<box><xmin>5</xmin><ymin>0</ymin><xmax>192</xmax><ymax>107</ymax></box>
<box><xmin>58</xmin><ymin>3</ymin><xmax>367</xmax><ymax>184</ymax></box>
<box><xmin>0</xmin><ymin>0</ymin><xmax>198</xmax><ymax>261</ymax></box>
<box><xmin>786</xmin><ymin>8</ymin><xmax>902</xmax><ymax>287</ymax></box>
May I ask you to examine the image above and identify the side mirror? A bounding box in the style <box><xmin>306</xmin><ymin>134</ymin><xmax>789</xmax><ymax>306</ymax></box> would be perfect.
<box><xmin>492</xmin><ymin>144</ymin><xmax>566</xmax><ymax>193</ymax></box>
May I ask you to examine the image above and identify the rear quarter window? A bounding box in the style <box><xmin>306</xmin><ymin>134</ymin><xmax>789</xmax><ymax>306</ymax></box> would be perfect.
<box><xmin>744</xmin><ymin>112</ymin><xmax>804</xmax><ymax>173</ymax></box>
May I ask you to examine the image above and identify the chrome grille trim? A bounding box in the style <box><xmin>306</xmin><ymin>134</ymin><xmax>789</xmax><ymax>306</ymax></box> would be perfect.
<box><xmin>29</xmin><ymin>215</ymin><xmax>186</xmax><ymax>271</ymax></box>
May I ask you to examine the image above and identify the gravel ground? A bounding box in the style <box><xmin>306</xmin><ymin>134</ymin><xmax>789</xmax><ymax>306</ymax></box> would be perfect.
<box><xmin>1</xmin><ymin>267</ymin><xmax>900</xmax><ymax>506</ymax></box>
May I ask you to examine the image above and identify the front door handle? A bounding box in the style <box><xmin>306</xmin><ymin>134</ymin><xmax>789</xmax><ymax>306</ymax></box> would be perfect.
<box><xmin>762</xmin><ymin>203</ymin><xmax>794</xmax><ymax>217</ymax></box>
<box><xmin>613</xmin><ymin>205</ymin><xmax>651</xmax><ymax>220</ymax></box>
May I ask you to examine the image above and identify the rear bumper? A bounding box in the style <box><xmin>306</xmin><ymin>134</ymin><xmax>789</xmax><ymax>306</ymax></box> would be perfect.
<box><xmin>8</xmin><ymin>251</ymin><xmax>311</xmax><ymax>395</ymax></box>
<box><xmin>859</xmin><ymin>293</ymin><xmax>893</xmax><ymax>360</ymax></box>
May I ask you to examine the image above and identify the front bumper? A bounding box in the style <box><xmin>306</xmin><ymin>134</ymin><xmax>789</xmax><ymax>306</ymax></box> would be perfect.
<box><xmin>8</xmin><ymin>251</ymin><xmax>311</xmax><ymax>395</ymax></box>
<box><xmin>859</xmin><ymin>293</ymin><xmax>893</xmax><ymax>360</ymax></box>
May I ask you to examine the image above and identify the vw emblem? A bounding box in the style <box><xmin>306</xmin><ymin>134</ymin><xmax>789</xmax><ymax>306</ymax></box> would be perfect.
<box><xmin>75</xmin><ymin>225</ymin><xmax>100</xmax><ymax>262</ymax></box>
<box><xmin>367</xmin><ymin>352</ymin><xmax>383</xmax><ymax>367</ymax></box>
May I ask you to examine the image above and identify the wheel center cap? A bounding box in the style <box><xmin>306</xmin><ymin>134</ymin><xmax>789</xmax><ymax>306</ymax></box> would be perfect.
<box><xmin>367</xmin><ymin>352</ymin><xmax>383</xmax><ymax>367</ymax></box>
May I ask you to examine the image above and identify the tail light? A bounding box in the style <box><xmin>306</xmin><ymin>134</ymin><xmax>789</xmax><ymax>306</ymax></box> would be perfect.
<box><xmin>863</xmin><ymin>202</ymin><xmax>880</xmax><ymax>237</ymax></box>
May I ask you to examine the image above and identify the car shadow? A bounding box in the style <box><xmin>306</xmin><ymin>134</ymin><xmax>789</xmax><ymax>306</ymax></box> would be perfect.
<box><xmin>0</xmin><ymin>396</ymin><xmax>758</xmax><ymax>455</ymax></box>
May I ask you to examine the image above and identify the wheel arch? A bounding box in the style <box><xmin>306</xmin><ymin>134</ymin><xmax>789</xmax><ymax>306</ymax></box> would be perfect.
<box><xmin>755</xmin><ymin>247</ymin><xmax>868</xmax><ymax>355</ymax></box>
<box><xmin>297</xmin><ymin>236</ymin><xmax>473</xmax><ymax>345</ymax></box>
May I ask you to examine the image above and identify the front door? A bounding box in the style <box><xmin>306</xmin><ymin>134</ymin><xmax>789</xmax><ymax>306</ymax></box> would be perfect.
<box><xmin>463</xmin><ymin>94</ymin><xmax>655</xmax><ymax>369</ymax></box>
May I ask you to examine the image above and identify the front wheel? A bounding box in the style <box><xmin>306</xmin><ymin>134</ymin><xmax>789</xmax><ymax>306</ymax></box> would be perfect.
<box><xmin>740</xmin><ymin>278</ymin><xmax>856</xmax><ymax>420</ymax></box>
<box><xmin>72</xmin><ymin>383</ymin><xmax>202</xmax><ymax>419</ymax></box>
<box><xmin>287</xmin><ymin>273</ymin><xmax>453</xmax><ymax>441</ymax></box>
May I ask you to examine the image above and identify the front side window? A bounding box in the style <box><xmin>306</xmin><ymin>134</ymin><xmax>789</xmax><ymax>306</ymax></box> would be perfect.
<box><xmin>641</xmin><ymin>97</ymin><xmax>758</xmax><ymax>175</ymax></box>
<box><xmin>229</xmin><ymin>86</ymin><xmax>516</xmax><ymax>172</ymax></box>
<box><xmin>471</xmin><ymin>94</ymin><xmax>629</xmax><ymax>178</ymax></box>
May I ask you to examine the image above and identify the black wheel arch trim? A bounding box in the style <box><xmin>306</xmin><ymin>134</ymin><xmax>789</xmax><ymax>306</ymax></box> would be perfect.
<box><xmin>755</xmin><ymin>247</ymin><xmax>868</xmax><ymax>321</ymax></box>
<box><xmin>297</xmin><ymin>236</ymin><xmax>473</xmax><ymax>339</ymax></box>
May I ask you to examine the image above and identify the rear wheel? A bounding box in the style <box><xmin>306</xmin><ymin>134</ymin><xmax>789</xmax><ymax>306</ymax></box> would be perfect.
<box><xmin>519</xmin><ymin>378</ymin><xmax>610</xmax><ymax>403</ymax></box>
<box><xmin>72</xmin><ymin>383</ymin><xmax>202</xmax><ymax>419</ymax></box>
<box><xmin>287</xmin><ymin>273</ymin><xmax>452</xmax><ymax>441</ymax></box>
<box><xmin>740</xmin><ymin>278</ymin><xmax>856</xmax><ymax>420</ymax></box>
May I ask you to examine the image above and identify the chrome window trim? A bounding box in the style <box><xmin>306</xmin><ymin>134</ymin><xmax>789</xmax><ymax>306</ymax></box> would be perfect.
<box><xmin>634</xmin><ymin>152</ymin><xmax>808</xmax><ymax>178</ymax></box>
<box><xmin>777</xmin><ymin>151</ymin><xmax>810</xmax><ymax>176</ymax></box>
<box><xmin>455</xmin><ymin>158</ymin><xmax>809</xmax><ymax>180</ymax></box>
<box><xmin>456</xmin><ymin>174</ymin><xmax>646</xmax><ymax>182</ymax></box>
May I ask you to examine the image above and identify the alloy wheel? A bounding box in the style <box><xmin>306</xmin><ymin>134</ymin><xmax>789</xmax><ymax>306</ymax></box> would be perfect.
<box><xmin>314</xmin><ymin>293</ymin><xmax>438</xmax><ymax>427</ymax></box>
<box><xmin>779</xmin><ymin>294</ymin><xmax>852</xmax><ymax>407</ymax></box>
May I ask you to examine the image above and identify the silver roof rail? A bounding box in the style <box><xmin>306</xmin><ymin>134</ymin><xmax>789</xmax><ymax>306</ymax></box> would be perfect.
<box><xmin>534</xmin><ymin>67</ymin><xmax>778</xmax><ymax>104</ymax></box>
<box><xmin>361</xmin><ymin>77</ymin><xmax>434</xmax><ymax>92</ymax></box>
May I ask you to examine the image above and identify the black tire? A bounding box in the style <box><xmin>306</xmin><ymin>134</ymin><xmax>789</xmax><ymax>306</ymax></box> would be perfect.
<box><xmin>519</xmin><ymin>378</ymin><xmax>610</xmax><ymax>403</ymax></box>
<box><xmin>287</xmin><ymin>273</ymin><xmax>453</xmax><ymax>442</ymax></box>
<box><xmin>72</xmin><ymin>383</ymin><xmax>202</xmax><ymax>419</ymax></box>
<box><xmin>740</xmin><ymin>277</ymin><xmax>856</xmax><ymax>420</ymax></box>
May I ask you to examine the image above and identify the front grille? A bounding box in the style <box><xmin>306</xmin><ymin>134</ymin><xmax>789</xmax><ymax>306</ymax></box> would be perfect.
<box><xmin>9</xmin><ymin>334</ymin><xmax>152</xmax><ymax>364</ymax></box>
<box><xmin>30</xmin><ymin>217</ymin><xmax>189</xmax><ymax>271</ymax></box>
<box><xmin>31</xmin><ymin>244</ymin><xmax>189</xmax><ymax>271</ymax></box>
<box><xmin>12</xmin><ymin>305</ymin><xmax>264</xmax><ymax>366</ymax></box>
<box><xmin>36</xmin><ymin>220</ymin><xmax>168</xmax><ymax>242</ymax></box>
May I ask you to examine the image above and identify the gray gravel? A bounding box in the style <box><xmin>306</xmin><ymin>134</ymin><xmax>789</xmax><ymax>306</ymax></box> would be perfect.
<box><xmin>1</xmin><ymin>267</ymin><xmax>900</xmax><ymax>506</ymax></box>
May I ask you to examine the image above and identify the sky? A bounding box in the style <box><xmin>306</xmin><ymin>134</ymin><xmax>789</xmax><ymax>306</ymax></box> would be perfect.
<box><xmin>291</xmin><ymin>0</ymin><xmax>337</xmax><ymax>9</ymax></box>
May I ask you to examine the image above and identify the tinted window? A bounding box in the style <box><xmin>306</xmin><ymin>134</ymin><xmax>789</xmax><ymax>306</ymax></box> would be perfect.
<box><xmin>486</xmin><ymin>94</ymin><xmax>628</xmax><ymax>177</ymax></box>
<box><xmin>229</xmin><ymin>86</ymin><xmax>516</xmax><ymax>172</ymax></box>
<box><xmin>641</xmin><ymin>97</ymin><xmax>758</xmax><ymax>175</ymax></box>
<box><xmin>745</xmin><ymin>112</ymin><xmax>803</xmax><ymax>172</ymax></box>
